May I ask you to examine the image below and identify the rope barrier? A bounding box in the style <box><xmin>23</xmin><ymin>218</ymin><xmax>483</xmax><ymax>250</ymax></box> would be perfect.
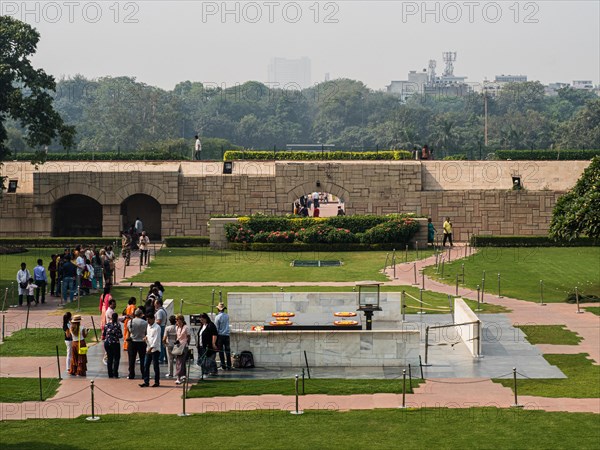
<box><xmin>0</xmin><ymin>360</ymin><xmax>56</xmax><ymax>375</ymax></box>
<box><xmin>94</xmin><ymin>385</ymin><xmax>179</xmax><ymax>403</ymax></box>
<box><xmin>403</xmin><ymin>292</ymin><xmax>450</xmax><ymax>309</ymax></box>
<box><xmin>424</xmin><ymin>372</ymin><xmax>514</xmax><ymax>384</ymax></box>
<box><xmin>404</xmin><ymin>305</ymin><xmax>452</xmax><ymax>312</ymax></box>
<box><xmin>45</xmin><ymin>385</ymin><xmax>90</xmax><ymax>402</ymax></box>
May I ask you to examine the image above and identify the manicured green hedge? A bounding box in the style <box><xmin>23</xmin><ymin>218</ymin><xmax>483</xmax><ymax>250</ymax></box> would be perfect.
<box><xmin>229</xmin><ymin>242</ymin><xmax>412</xmax><ymax>252</ymax></box>
<box><xmin>223</xmin><ymin>150</ymin><xmax>412</xmax><ymax>161</ymax></box>
<box><xmin>470</xmin><ymin>235</ymin><xmax>598</xmax><ymax>247</ymax></box>
<box><xmin>10</xmin><ymin>152</ymin><xmax>184</xmax><ymax>161</ymax></box>
<box><xmin>495</xmin><ymin>150</ymin><xmax>599</xmax><ymax>161</ymax></box>
<box><xmin>0</xmin><ymin>237</ymin><xmax>120</xmax><ymax>248</ymax></box>
<box><xmin>164</xmin><ymin>236</ymin><xmax>210</xmax><ymax>247</ymax></box>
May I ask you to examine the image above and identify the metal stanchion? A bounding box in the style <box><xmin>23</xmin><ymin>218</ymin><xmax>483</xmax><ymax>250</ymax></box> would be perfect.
<box><xmin>575</xmin><ymin>287</ymin><xmax>584</xmax><ymax>314</ymax></box>
<box><xmin>498</xmin><ymin>273</ymin><xmax>502</xmax><ymax>298</ymax></box>
<box><xmin>448</xmin><ymin>246</ymin><xmax>451</xmax><ymax>262</ymax></box>
<box><xmin>401</xmin><ymin>291</ymin><xmax>406</xmax><ymax>322</ymax></box>
<box><xmin>11</xmin><ymin>282</ymin><xmax>16</xmax><ymax>308</ymax></box>
<box><xmin>211</xmin><ymin>289</ymin><xmax>215</xmax><ymax>315</ymax></box>
<box><xmin>304</xmin><ymin>350</ymin><xmax>311</xmax><ymax>379</ymax></box>
<box><xmin>76</xmin><ymin>285</ymin><xmax>80</xmax><ymax>312</ymax></box>
<box><xmin>1</xmin><ymin>315</ymin><xmax>4</xmax><ymax>342</ymax></box>
<box><xmin>408</xmin><ymin>364</ymin><xmax>413</xmax><ymax>390</ymax></box>
<box><xmin>481</xmin><ymin>278</ymin><xmax>485</xmax><ymax>303</ymax></box>
<box><xmin>90</xmin><ymin>316</ymin><xmax>99</xmax><ymax>342</ymax></box>
<box><xmin>455</xmin><ymin>274</ymin><xmax>459</xmax><ymax>296</ymax></box>
<box><xmin>461</xmin><ymin>264</ymin><xmax>465</xmax><ymax>285</ymax></box>
<box><xmin>510</xmin><ymin>368</ymin><xmax>523</xmax><ymax>408</ymax></box>
<box><xmin>290</xmin><ymin>375</ymin><xmax>304</xmax><ymax>415</ymax></box>
<box><xmin>398</xmin><ymin>369</ymin><xmax>407</xmax><ymax>408</ymax></box>
<box><xmin>178</xmin><ymin>372</ymin><xmax>191</xmax><ymax>417</ymax></box>
<box><xmin>539</xmin><ymin>280</ymin><xmax>546</xmax><ymax>306</ymax></box>
<box><xmin>1</xmin><ymin>287</ymin><xmax>8</xmax><ymax>312</ymax></box>
<box><xmin>413</xmin><ymin>263</ymin><xmax>417</xmax><ymax>285</ymax></box>
<box><xmin>179</xmin><ymin>299</ymin><xmax>183</xmax><ymax>314</ymax></box>
<box><xmin>38</xmin><ymin>367</ymin><xmax>43</xmax><ymax>401</ymax></box>
<box><xmin>301</xmin><ymin>368</ymin><xmax>305</xmax><ymax>395</ymax></box>
<box><xmin>86</xmin><ymin>380</ymin><xmax>100</xmax><ymax>421</ymax></box>
<box><xmin>219</xmin><ymin>291</ymin><xmax>223</xmax><ymax>303</ymax></box>
<box><xmin>56</xmin><ymin>345</ymin><xmax>62</xmax><ymax>380</ymax></box>
<box><xmin>415</xmin><ymin>242</ymin><xmax>418</xmax><ymax>260</ymax></box>
<box><xmin>475</xmin><ymin>285</ymin><xmax>482</xmax><ymax>311</ymax></box>
<box><xmin>441</xmin><ymin>258</ymin><xmax>445</xmax><ymax>279</ymax></box>
<box><xmin>393</xmin><ymin>256</ymin><xmax>396</xmax><ymax>279</ymax></box>
<box><xmin>421</xmin><ymin>271</ymin><xmax>425</xmax><ymax>290</ymax></box>
<box><xmin>418</xmin><ymin>289</ymin><xmax>425</xmax><ymax>315</ymax></box>
<box><xmin>405</xmin><ymin>244</ymin><xmax>408</xmax><ymax>263</ymax></box>
<box><xmin>25</xmin><ymin>302</ymin><xmax>31</xmax><ymax>329</ymax></box>
<box><xmin>419</xmin><ymin>355</ymin><xmax>424</xmax><ymax>378</ymax></box>
<box><xmin>449</xmin><ymin>295</ymin><xmax>454</xmax><ymax>321</ymax></box>
<box><xmin>139</xmin><ymin>287</ymin><xmax>143</xmax><ymax>306</ymax></box>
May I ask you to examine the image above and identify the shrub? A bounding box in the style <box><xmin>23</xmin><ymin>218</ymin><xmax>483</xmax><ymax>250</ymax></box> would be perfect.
<box><xmin>224</xmin><ymin>224</ymin><xmax>254</xmax><ymax>244</ymax></box>
<box><xmin>470</xmin><ymin>235</ymin><xmax>598</xmax><ymax>247</ymax></box>
<box><xmin>223</xmin><ymin>150</ymin><xmax>412</xmax><ymax>161</ymax></box>
<box><xmin>495</xmin><ymin>149</ymin><xmax>599</xmax><ymax>161</ymax></box>
<box><xmin>361</xmin><ymin>218</ymin><xmax>419</xmax><ymax>244</ymax></box>
<box><xmin>164</xmin><ymin>236</ymin><xmax>210</xmax><ymax>247</ymax></box>
<box><xmin>229</xmin><ymin>242</ymin><xmax>411</xmax><ymax>252</ymax></box>
<box><xmin>296</xmin><ymin>225</ymin><xmax>335</xmax><ymax>244</ymax></box>
<box><xmin>264</xmin><ymin>230</ymin><xmax>296</xmax><ymax>243</ymax></box>
<box><xmin>326</xmin><ymin>228</ymin><xmax>358</xmax><ymax>244</ymax></box>
<box><xmin>9</xmin><ymin>151</ymin><xmax>184</xmax><ymax>161</ymax></box>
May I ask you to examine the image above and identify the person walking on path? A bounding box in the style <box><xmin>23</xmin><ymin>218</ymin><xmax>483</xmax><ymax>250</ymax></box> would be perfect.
<box><xmin>139</xmin><ymin>231</ymin><xmax>150</xmax><ymax>265</ymax></box>
<box><xmin>194</xmin><ymin>134</ymin><xmax>202</xmax><ymax>160</ymax></box>
<box><xmin>127</xmin><ymin>309</ymin><xmax>147</xmax><ymax>380</ymax></box>
<box><xmin>62</xmin><ymin>312</ymin><xmax>72</xmax><ymax>371</ymax></box>
<box><xmin>140</xmin><ymin>313</ymin><xmax>161</xmax><ymax>387</ymax></box>
<box><xmin>48</xmin><ymin>255</ymin><xmax>58</xmax><ymax>297</ymax></box>
<box><xmin>443</xmin><ymin>217</ymin><xmax>454</xmax><ymax>247</ymax></box>
<box><xmin>69</xmin><ymin>315</ymin><xmax>88</xmax><ymax>376</ymax></box>
<box><xmin>61</xmin><ymin>255</ymin><xmax>77</xmax><ymax>304</ymax></box>
<box><xmin>196</xmin><ymin>313</ymin><xmax>219</xmax><ymax>376</ymax></box>
<box><xmin>103</xmin><ymin>312</ymin><xmax>123</xmax><ymax>378</ymax></box>
<box><xmin>154</xmin><ymin>298</ymin><xmax>167</xmax><ymax>364</ymax></box>
<box><xmin>215</xmin><ymin>303</ymin><xmax>232</xmax><ymax>370</ymax></box>
<box><xmin>16</xmin><ymin>262</ymin><xmax>30</xmax><ymax>307</ymax></box>
<box><xmin>26</xmin><ymin>278</ymin><xmax>38</xmax><ymax>307</ymax></box>
<box><xmin>175</xmin><ymin>314</ymin><xmax>190</xmax><ymax>385</ymax></box>
<box><xmin>163</xmin><ymin>315</ymin><xmax>177</xmax><ymax>378</ymax></box>
<box><xmin>427</xmin><ymin>218</ymin><xmax>436</xmax><ymax>247</ymax></box>
<box><xmin>33</xmin><ymin>259</ymin><xmax>47</xmax><ymax>304</ymax></box>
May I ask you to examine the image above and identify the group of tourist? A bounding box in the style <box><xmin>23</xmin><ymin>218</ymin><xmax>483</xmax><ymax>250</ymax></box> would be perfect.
<box><xmin>292</xmin><ymin>192</ymin><xmax>345</xmax><ymax>217</ymax></box>
<box><xmin>60</xmin><ymin>282</ymin><xmax>232</xmax><ymax>386</ymax></box>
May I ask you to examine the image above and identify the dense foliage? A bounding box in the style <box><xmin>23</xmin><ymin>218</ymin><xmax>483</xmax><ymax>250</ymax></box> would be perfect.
<box><xmin>3</xmin><ymin>71</ymin><xmax>599</xmax><ymax>160</ymax></box>
<box><xmin>225</xmin><ymin>214</ymin><xmax>419</xmax><ymax>246</ymax></box>
<box><xmin>549</xmin><ymin>156</ymin><xmax>600</xmax><ymax>241</ymax></box>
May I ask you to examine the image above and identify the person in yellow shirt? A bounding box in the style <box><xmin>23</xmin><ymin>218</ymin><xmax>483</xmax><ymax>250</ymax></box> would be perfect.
<box><xmin>443</xmin><ymin>217</ymin><xmax>453</xmax><ymax>247</ymax></box>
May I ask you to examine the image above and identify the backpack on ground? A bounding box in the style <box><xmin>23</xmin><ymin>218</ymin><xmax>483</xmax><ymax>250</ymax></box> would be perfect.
<box><xmin>238</xmin><ymin>350</ymin><xmax>255</xmax><ymax>369</ymax></box>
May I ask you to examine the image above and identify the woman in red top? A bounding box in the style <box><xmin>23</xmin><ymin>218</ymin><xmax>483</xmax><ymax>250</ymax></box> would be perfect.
<box><xmin>99</xmin><ymin>285</ymin><xmax>112</xmax><ymax>330</ymax></box>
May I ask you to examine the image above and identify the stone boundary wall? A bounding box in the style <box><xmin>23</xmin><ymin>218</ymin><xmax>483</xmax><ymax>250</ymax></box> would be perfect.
<box><xmin>0</xmin><ymin>160</ymin><xmax>587</xmax><ymax>239</ymax></box>
<box><xmin>454</xmin><ymin>298</ymin><xmax>481</xmax><ymax>357</ymax></box>
<box><xmin>230</xmin><ymin>329</ymin><xmax>421</xmax><ymax>367</ymax></box>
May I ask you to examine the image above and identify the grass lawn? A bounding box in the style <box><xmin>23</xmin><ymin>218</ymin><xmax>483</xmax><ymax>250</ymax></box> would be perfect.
<box><xmin>494</xmin><ymin>353</ymin><xmax>600</xmax><ymax>398</ymax></box>
<box><xmin>0</xmin><ymin>328</ymin><xmax>65</xmax><ymax>357</ymax></box>
<box><xmin>583</xmin><ymin>306</ymin><xmax>600</xmax><ymax>316</ymax></box>
<box><xmin>0</xmin><ymin>249</ymin><xmax>58</xmax><ymax>307</ymax></box>
<box><xmin>515</xmin><ymin>325</ymin><xmax>582</xmax><ymax>345</ymax></box>
<box><xmin>188</xmin><ymin>378</ymin><xmax>424</xmax><ymax>398</ymax></box>
<box><xmin>0</xmin><ymin>378</ymin><xmax>60</xmax><ymax>402</ymax></box>
<box><xmin>61</xmin><ymin>285</ymin><xmax>508</xmax><ymax>316</ymax></box>
<box><xmin>0</xmin><ymin>410</ymin><xmax>599</xmax><ymax>449</ymax></box>
<box><xmin>128</xmin><ymin>248</ymin><xmax>434</xmax><ymax>283</ymax></box>
<box><xmin>425</xmin><ymin>247</ymin><xmax>600</xmax><ymax>303</ymax></box>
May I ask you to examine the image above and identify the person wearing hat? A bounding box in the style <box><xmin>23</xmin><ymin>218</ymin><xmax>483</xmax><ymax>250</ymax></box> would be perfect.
<box><xmin>69</xmin><ymin>315</ymin><xmax>88</xmax><ymax>376</ymax></box>
<box><xmin>215</xmin><ymin>302</ymin><xmax>232</xmax><ymax>370</ymax></box>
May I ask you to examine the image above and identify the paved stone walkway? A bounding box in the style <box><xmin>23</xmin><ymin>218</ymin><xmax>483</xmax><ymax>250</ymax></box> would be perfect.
<box><xmin>1</xmin><ymin>243</ymin><xmax>598</xmax><ymax>419</ymax></box>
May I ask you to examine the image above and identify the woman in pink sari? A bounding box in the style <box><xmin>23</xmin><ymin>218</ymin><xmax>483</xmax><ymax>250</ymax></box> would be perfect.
<box><xmin>99</xmin><ymin>285</ymin><xmax>112</xmax><ymax>330</ymax></box>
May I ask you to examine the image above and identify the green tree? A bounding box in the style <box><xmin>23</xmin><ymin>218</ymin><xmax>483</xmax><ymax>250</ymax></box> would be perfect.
<box><xmin>0</xmin><ymin>16</ymin><xmax>74</xmax><ymax>159</ymax></box>
<box><xmin>555</xmin><ymin>99</ymin><xmax>600</xmax><ymax>150</ymax></box>
<box><xmin>549</xmin><ymin>156</ymin><xmax>600</xmax><ymax>240</ymax></box>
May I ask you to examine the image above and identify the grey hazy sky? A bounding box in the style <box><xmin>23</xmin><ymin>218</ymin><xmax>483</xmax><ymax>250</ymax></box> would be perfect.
<box><xmin>5</xmin><ymin>0</ymin><xmax>599</xmax><ymax>90</ymax></box>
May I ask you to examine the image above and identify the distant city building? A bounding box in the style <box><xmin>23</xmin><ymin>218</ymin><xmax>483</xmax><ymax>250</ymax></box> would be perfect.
<box><xmin>495</xmin><ymin>74</ymin><xmax>528</xmax><ymax>83</ymax></box>
<box><xmin>545</xmin><ymin>82</ymin><xmax>570</xmax><ymax>96</ymax></box>
<box><xmin>387</xmin><ymin>52</ymin><xmax>471</xmax><ymax>102</ymax></box>
<box><xmin>572</xmin><ymin>80</ymin><xmax>594</xmax><ymax>90</ymax></box>
<box><xmin>268</xmin><ymin>57</ymin><xmax>312</xmax><ymax>89</ymax></box>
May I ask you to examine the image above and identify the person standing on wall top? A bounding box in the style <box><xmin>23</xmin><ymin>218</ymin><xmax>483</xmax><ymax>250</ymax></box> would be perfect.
<box><xmin>194</xmin><ymin>134</ymin><xmax>202</xmax><ymax>160</ymax></box>
<box><xmin>443</xmin><ymin>217</ymin><xmax>453</xmax><ymax>247</ymax></box>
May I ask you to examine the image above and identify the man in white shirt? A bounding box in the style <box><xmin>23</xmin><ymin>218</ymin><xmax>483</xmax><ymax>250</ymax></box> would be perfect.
<box><xmin>194</xmin><ymin>134</ymin><xmax>202</xmax><ymax>160</ymax></box>
<box><xmin>141</xmin><ymin>313</ymin><xmax>161</xmax><ymax>387</ymax></box>
<box><xmin>17</xmin><ymin>262</ymin><xmax>31</xmax><ymax>306</ymax></box>
<box><xmin>312</xmin><ymin>191</ymin><xmax>320</xmax><ymax>208</ymax></box>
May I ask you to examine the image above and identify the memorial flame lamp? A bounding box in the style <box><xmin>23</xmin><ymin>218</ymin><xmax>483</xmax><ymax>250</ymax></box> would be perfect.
<box><xmin>356</xmin><ymin>281</ymin><xmax>382</xmax><ymax>330</ymax></box>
